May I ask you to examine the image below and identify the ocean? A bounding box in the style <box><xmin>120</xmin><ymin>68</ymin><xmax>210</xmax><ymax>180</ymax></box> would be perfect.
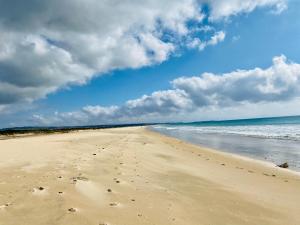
<box><xmin>150</xmin><ymin>116</ymin><xmax>300</xmax><ymax>171</ymax></box>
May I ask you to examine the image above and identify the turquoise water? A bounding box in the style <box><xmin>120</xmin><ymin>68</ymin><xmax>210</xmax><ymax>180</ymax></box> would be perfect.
<box><xmin>151</xmin><ymin>116</ymin><xmax>300</xmax><ymax>171</ymax></box>
<box><xmin>173</xmin><ymin>115</ymin><xmax>300</xmax><ymax>127</ymax></box>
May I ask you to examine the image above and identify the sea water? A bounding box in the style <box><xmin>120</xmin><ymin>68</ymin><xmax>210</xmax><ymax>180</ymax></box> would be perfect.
<box><xmin>150</xmin><ymin>116</ymin><xmax>300</xmax><ymax>171</ymax></box>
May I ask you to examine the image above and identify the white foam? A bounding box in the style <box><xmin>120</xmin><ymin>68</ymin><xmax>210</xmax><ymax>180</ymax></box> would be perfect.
<box><xmin>152</xmin><ymin>124</ymin><xmax>300</xmax><ymax>141</ymax></box>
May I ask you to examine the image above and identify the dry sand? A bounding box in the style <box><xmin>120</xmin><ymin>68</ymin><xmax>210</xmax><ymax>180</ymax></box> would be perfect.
<box><xmin>0</xmin><ymin>127</ymin><xmax>299</xmax><ymax>225</ymax></box>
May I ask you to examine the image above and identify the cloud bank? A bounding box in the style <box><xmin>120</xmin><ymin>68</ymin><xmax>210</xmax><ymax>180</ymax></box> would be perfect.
<box><xmin>31</xmin><ymin>55</ymin><xmax>300</xmax><ymax>126</ymax></box>
<box><xmin>0</xmin><ymin>0</ymin><xmax>287</xmax><ymax>112</ymax></box>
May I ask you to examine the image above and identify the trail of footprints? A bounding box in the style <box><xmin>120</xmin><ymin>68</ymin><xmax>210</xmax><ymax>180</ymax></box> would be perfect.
<box><xmin>1</xmin><ymin>138</ymin><xmax>292</xmax><ymax>225</ymax></box>
<box><xmin>190</xmin><ymin>147</ymin><xmax>289</xmax><ymax>180</ymax></box>
<box><xmin>64</xmin><ymin>140</ymin><xmax>154</xmax><ymax>224</ymax></box>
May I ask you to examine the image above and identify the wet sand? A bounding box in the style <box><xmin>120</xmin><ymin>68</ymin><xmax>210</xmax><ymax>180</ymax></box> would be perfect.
<box><xmin>0</xmin><ymin>127</ymin><xmax>299</xmax><ymax>225</ymax></box>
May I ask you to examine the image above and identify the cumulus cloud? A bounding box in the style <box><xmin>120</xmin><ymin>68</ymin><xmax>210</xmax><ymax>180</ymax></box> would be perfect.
<box><xmin>0</xmin><ymin>0</ymin><xmax>287</xmax><ymax>112</ymax></box>
<box><xmin>30</xmin><ymin>55</ymin><xmax>300</xmax><ymax>126</ymax></box>
<box><xmin>172</xmin><ymin>55</ymin><xmax>300</xmax><ymax>106</ymax></box>
<box><xmin>208</xmin><ymin>0</ymin><xmax>287</xmax><ymax>20</ymax></box>
<box><xmin>0</xmin><ymin>0</ymin><xmax>202</xmax><ymax>108</ymax></box>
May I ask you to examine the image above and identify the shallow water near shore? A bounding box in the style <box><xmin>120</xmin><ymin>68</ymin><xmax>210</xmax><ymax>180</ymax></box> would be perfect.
<box><xmin>150</xmin><ymin>116</ymin><xmax>300</xmax><ymax>171</ymax></box>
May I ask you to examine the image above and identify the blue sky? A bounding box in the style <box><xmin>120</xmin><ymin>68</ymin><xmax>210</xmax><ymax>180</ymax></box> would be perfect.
<box><xmin>0</xmin><ymin>0</ymin><xmax>300</xmax><ymax>127</ymax></box>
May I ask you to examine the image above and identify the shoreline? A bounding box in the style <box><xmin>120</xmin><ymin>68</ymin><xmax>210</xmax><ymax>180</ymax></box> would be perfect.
<box><xmin>0</xmin><ymin>127</ymin><xmax>299</xmax><ymax>225</ymax></box>
<box><xmin>147</xmin><ymin>127</ymin><xmax>300</xmax><ymax>176</ymax></box>
<box><xmin>149</xmin><ymin>125</ymin><xmax>300</xmax><ymax>172</ymax></box>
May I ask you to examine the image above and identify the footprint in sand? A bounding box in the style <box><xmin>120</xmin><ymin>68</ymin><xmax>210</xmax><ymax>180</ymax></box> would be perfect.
<box><xmin>32</xmin><ymin>187</ymin><xmax>47</xmax><ymax>195</ymax></box>
<box><xmin>109</xmin><ymin>202</ymin><xmax>120</xmax><ymax>207</ymax></box>
<box><xmin>68</xmin><ymin>208</ymin><xmax>77</xmax><ymax>213</ymax></box>
<box><xmin>72</xmin><ymin>176</ymin><xmax>89</xmax><ymax>183</ymax></box>
<box><xmin>0</xmin><ymin>203</ymin><xmax>10</xmax><ymax>210</ymax></box>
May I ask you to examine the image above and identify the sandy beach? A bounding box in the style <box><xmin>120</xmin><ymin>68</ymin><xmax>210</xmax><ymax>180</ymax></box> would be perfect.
<box><xmin>0</xmin><ymin>127</ymin><xmax>299</xmax><ymax>225</ymax></box>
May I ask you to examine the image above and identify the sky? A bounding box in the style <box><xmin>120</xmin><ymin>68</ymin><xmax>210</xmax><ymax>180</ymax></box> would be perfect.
<box><xmin>0</xmin><ymin>0</ymin><xmax>300</xmax><ymax>128</ymax></box>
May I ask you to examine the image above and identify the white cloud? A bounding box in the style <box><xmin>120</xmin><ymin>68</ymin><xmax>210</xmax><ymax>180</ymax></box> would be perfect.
<box><xmin>208</xmin><ymin>0</ymin><xmax>287</xmax><ymax>20</ymax></box>
<box><xmin>0</xmin><ymin>0</ymin><xmax>202</xmax><ymax>108</ymax></box>
<box><xmin>29</xmin><ymin>55</ymin><xmax>300</xmax><ymax>126</ymax></box>
<box><xmin>83</xmin><ymin>105</ymin><xmax>119</xmax><ymax>117</ymax></box>
<box><xmin>123</xmin><ymin>89</ymin><xmax>193</xmax><ymax>116</ymax></box>
<box><xmin>173</xmin><ymin>55</ymin><xmax>300</xmax><ymax>106</ymax></box>
<box><xmin>199</xmin><ymin>31</ymin><xmax>226</xmax><ymax>50</ymax></box>
<box><xmin>0</xmin><ymin>0</ymin><xmax>287</xmax><ymax>112</ymax></box>
<box><xmin>186</xmin><ymin>31</ymin><xmax>226</xmax><ymax>50</ymax></box>
<box><xmin>232</xmin><ymin>35</ymin><xmax>241</xmax><ymax>42</ymax></box>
